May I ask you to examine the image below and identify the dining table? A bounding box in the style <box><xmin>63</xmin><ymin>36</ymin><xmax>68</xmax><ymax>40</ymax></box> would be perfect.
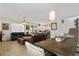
<box><xmin>34</xmin><ymin>35</ymin><xmax>77</xmax><ymax>56</ymax></box>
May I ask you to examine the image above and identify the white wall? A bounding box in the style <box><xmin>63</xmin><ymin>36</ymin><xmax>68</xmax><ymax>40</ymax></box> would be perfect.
<box><xmin>49</xmin><ymin>4</ymin><xmax>79</xmax><ymax>44</ymax></box>
<box><xmin>0</xmin><ymin>20</ymin><xmax>25</xmax><ymax>41</ymax></box>
<box><xmin>0</xmin><ymin>22</ymin><xmax>2</xmax><ymax>31</ymax></box>
<box><xmin>11</xmin><ymin>23</ymin><xmax>24</xmax><ymax>32</ymax></box>
<box><xmin>50</xmin><ymin>17</ymin><xmax>77</xmax><ymax>38</ymax></box>
<box><xmin>0</xmin><ymin>20</ymin><xmax>12</xmax><ymax>41</ymax></box>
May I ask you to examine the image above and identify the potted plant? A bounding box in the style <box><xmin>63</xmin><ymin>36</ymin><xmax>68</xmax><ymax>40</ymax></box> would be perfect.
<box><xmin>74</xmin><ymin>18</ymin><xmax>79</xmax><ymax>28</ymax></box>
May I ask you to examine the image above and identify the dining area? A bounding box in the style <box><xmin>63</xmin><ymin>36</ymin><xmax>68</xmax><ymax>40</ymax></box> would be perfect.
<box><xmin>0</xmin><ymin>3</ymin><xmax>79</xmax><ymax>56</ymax></box>
<box><xmin>33</xmin><ymin>28</ymin><xmax>78</xmax><ymax>56</ymax></box>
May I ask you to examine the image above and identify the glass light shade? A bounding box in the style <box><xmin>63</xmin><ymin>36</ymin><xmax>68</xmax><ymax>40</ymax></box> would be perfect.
<box><xmin>22</xmin><ymin>22</ymin><xmax>29</xmax><ymax>25</ymax></box>
<box><xmin>22</xmin><ymin>17</ymin><xmax>29</xmax><ymax>25</ymax></box>
<box><xmin>49</xmin><ymin>10</ymin><xmax>55</xmax><ymax>21</ymax></box>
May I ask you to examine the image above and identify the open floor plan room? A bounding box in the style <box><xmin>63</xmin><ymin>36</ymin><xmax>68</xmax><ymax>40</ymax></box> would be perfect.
<box><xmin>0</xmin><ymin>3</ymin><xmax>79</xmax><ymax>56</ymax></box>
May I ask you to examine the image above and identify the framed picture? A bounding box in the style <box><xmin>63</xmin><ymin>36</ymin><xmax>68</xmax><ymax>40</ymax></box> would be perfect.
<box><xmin>26</xmin><ymin>25</ymin><xmax>29</xmax><ymax>30</ymax></box>
<box><xmin>51</xmin><ymin>23</ymin><xmax>57</xmax><ymax>30</ymax></box>
<box><xmin>2</xmin><ymin>23</ymin><xmax>9</xmax><ymax>30</ymax></box>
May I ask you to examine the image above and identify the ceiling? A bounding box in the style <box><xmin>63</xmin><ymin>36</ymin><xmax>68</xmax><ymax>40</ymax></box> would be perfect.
<box><xmin>0</xmin><ymin>3</ymin><xmax>79</xmax><ymax>24</ymax></box>
<box><xmin>0</xmin><ymin>3</ymin><xmax>51</xmax><ymax>24</ymax></box>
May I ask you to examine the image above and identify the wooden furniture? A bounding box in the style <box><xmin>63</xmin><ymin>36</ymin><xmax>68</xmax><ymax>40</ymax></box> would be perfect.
<box><xmin>17</xmin><ymin>33</ymin><xmax>47</xmax><ymax>45</ymax></box>
<box><xmin>22</xmin><ymin>37</ymin><xmax>33</xmax><ymax>43</ymax></box>
<box><xmin>35</xmin><ymin>37</ymin><xmax>77</xmax><ymax>56</ymax></box>
<box><xmin>17</xmin><ymin>38</ymin><xmax>25</xmax><ymax>45</ymax></box>
<box><xmin>17</xmin><ymin>36</ymin><xmax>32</xmax><ymax>45</ymax></box>
<box><xmin>32</xmin><ymin>33</ymin><xmax>47</xmax><ymax>43</ymax></box>
<box><xmin>69</xmin><ymin>28</ymin><xmax>79</xmax><ymax>53</ymax></box>
<box><xmin>0</xmin><ymin>31</ymin><xmax>2</xmax><ymax>41</ymax></box>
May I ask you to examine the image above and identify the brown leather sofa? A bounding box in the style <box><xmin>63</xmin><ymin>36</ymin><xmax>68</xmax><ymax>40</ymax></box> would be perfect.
<box><xmin>32</xmin><ymin>33</ymin><xmax>47</xmax><ymax>43</ymax></box>
<box><xmin>17</xmin><ymin>33</ymin><xmax>47</xmax><ymax>45</ymax></box>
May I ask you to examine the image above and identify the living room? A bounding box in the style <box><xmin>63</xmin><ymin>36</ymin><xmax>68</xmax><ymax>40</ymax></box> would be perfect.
<box><xmin>0</xmin><ymin>3</ymin><xmax>79</xmax><ymax>56</ymax></box>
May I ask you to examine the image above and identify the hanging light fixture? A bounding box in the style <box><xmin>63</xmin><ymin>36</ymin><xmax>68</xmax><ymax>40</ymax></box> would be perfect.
<box><xmin>22</xmin><ymin>17</ymin><xmax>29</xmax><ymax>25</ymax></box>
<box><xmin>49</xmin><ymin>10</ymin><xmax>55</xmax><ymax>21</ymax></box>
